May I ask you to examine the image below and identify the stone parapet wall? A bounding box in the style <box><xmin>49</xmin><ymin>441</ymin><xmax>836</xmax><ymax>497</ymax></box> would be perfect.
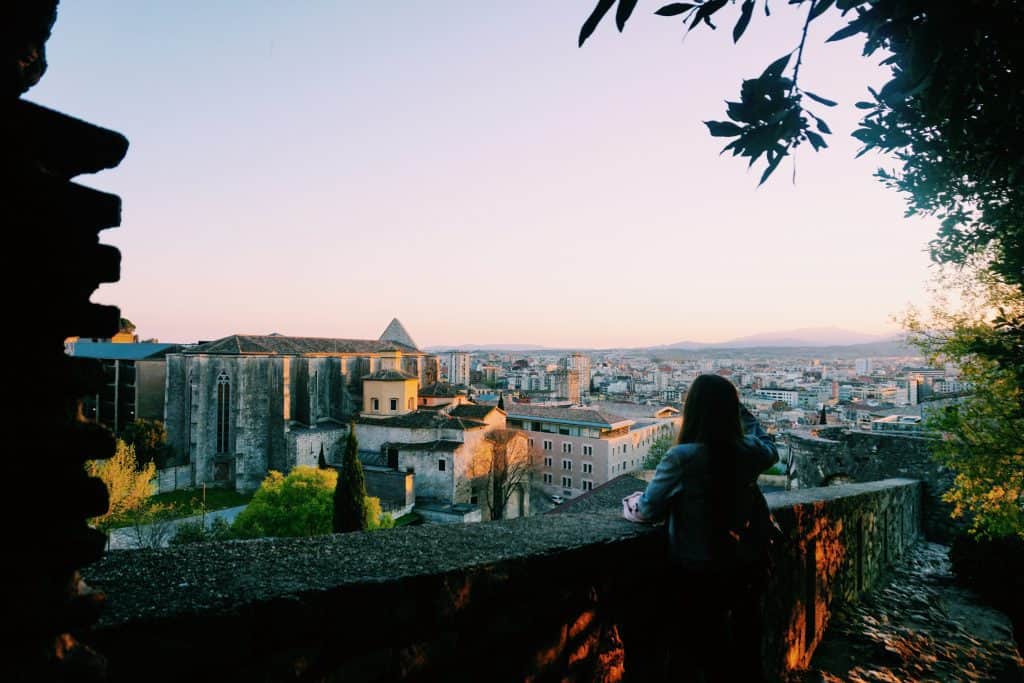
<box><xmin>83</xmin><ymin>478</ymin><xmax>921</xmax><ymax>682</ymax></box>
<box><xmin>790</xmin><ymin>429</ymin><xmax>956</xmax><ymax>541</ymax></box>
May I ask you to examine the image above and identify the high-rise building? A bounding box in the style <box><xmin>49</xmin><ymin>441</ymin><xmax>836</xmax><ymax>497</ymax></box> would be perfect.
<box><xmin>855</xmin><ymin>358</ymin><xmax>873</xmax><ymax>375</ymax></box>
<box><xmin>446</xmin><ymin>351</ymin><xmax>471</xmax><ymax>386</ymax></box>
<box><xmin>552</xmin><ymin>369</ymin><xmax>581</xmax><ymax>404</ymax></box>
<box><xmin>562</xmin><ymin>353</ymin><xmax>592</xmax><ymax>396</ymax></box>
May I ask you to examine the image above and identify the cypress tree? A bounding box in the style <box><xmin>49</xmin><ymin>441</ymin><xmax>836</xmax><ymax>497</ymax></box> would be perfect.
<box><xmin>497</xmin><ymin>393</ymin><xmax>505</xmax><ymax>411</ymax></box>
<box><xmin>333</xmin><ymin>425</ymin><xmax>369</xmax><ymax>532</ymax></box>
<box><xmin>818</xmin><ymin>406</ymin><xmax>828</xmax><ymax>425</ymax></box>
<box><xmin>317</xmin><ymin>443</ymin><xmax>328</xmax><ymax>469</ymax></box>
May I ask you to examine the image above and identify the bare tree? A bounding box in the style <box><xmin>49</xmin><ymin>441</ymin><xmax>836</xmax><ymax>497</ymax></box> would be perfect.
<box><xmin>470</xmin><ymin>430</ymin><xmax>532</xmax><ymax>521</ymax></box>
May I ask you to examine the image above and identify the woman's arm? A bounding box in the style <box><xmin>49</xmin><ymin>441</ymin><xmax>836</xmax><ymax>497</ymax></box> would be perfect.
<box><xmin>741</xmin><ymin>404</ymin><xmax>779</xmax><ymax>470</ymax></box>
<box><xmin>635</xmin><ymin>448</ymin><xmax>685</xmax><ymax>522</ymax></box>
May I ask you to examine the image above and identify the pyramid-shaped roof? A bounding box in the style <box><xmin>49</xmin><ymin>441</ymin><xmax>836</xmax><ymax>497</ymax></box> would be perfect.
<box><xmin>379</xmin><ymin>318</ymin><xmax>418</xmax><ymax>350</ymax></box>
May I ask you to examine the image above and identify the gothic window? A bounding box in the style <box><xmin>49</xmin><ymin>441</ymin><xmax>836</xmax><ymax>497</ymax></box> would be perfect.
<box><xmin>216</xmin><ymin>371</ymin><xmax>231</xmax><ymax>454</ymax></box>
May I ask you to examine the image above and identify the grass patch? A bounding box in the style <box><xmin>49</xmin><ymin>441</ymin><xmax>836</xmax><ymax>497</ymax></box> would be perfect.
<box><xmin>150</xmin><ymin>488</ymin><xmax>252</xmax><ymax>515</ymax></box>
<box><xmin>393</xmin><ymin>512</ymin><xmax>423</xmax><ymax>527</ymax></box>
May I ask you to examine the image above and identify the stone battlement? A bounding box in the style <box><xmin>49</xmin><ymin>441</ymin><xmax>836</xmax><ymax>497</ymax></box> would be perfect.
<box><xmin>83</xmin><ymin>478</ymin><xmax>921</xmax><ymax>682</ymax></box>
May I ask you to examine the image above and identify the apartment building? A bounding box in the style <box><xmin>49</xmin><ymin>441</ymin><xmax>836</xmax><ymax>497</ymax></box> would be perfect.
<box><xmin>505</xmin><ymin>403</ymin><xmax>681</xmax><ymax>499</ymax></box>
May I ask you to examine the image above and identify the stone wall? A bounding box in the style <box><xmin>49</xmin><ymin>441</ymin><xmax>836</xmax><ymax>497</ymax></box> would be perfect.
<box><xmin>363</xmin><ymin>466</ymin><xmax>415</xmax><ymax>510</ymax></box>
<box><xmin>82</xmin><ymin>477</ymin><xmax>921</xmax><ymax>682</ymax></box>
<box><xmin>155</xmin><ymin>464</ymin><xmax>194</xmax><ymax>493</ymax></box>
<box><xmin>790</xmin><ymin>428</ymin><xmax>957</xmax><ymax>541</ymax></box>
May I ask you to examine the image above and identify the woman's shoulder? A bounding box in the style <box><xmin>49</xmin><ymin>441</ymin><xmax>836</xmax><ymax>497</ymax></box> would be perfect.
<box><xmin>665</xmin><ymin>443</ymin><xmax>702</xmax><ymax>462</ymax></box>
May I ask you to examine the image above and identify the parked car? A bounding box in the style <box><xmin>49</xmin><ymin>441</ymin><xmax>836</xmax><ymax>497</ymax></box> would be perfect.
<box><xmin>550</xmin><ymin>495</ymin><xmax>564</xmax><ymax>505</ymax></box>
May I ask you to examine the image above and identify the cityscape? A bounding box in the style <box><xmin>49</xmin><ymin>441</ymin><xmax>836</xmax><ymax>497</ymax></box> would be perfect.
<box><xmin>11</xmin><ymin>1</ymin><xmax>1021</xmax><ymax>681</ymax></box>
<box><xmin>66</xmin><ymin>319</ymin><xmax>964</xmax><ymax>516</ymax></box>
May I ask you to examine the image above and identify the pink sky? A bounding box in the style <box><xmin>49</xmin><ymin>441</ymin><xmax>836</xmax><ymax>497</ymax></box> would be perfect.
<box><xmin>34</xmin><ymin>2</ymin><xmax>937</xmax><ymax>347</ymax></box>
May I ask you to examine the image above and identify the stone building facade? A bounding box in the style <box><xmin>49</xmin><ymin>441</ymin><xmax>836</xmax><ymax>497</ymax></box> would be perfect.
<box><xmin>165</xmin><ymin>319</ymin><xmax>433</xmax><ymax>491</ymax></box>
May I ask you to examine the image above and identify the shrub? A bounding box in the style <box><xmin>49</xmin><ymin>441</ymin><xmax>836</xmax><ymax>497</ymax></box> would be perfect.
<box><xmin>233</xmin><ymin>467</ymin><xmax>337</xmax><ymax>539</ymax></box>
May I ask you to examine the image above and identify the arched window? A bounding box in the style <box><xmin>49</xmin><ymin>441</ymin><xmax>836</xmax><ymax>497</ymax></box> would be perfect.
<box><xmin>216</xmin><ymin>371</ymin><xmax>231</xmax><ymax>454</ymax></box>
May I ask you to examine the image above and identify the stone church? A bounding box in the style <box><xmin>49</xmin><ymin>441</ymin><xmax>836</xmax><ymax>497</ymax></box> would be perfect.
<box><xmin>164</xmin><ymin>320</ymin><xmax>528</xmax><ymax>520</ymax></box>
<box><xmin>165</xmin><ymin>319</ymin><xmax>440</xmax><ymax>491</ymax></box>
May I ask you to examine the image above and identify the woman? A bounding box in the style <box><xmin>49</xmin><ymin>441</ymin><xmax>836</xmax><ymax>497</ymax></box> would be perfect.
<box><xmin>623</xmin><ymin>373</ymin><xmax>778</xmax><ymax>682</ymax></box>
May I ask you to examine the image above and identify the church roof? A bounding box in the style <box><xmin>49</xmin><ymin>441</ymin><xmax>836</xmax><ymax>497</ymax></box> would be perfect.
<box><xmin>363</xmin><ymin>368</ymin><xmax>417</xmax><ymax>381</ymax></box>
<box><xmin>355</xmin><ymin>410</ymin><xmax>487</xmax><ymax>431</ymax></box>
<box><xmin>188</xmin><ymin>335</ymin><xmax>417</xmax><ymax>356</ymax></box>
<box><xmin>448</xmin><ymin>404</ymin><xmax>503</xmax><ymax>420</ymax></box>
<box><xmin>419</xmin><ymin>382</ymin><xmax>464</xmax><ymax>397</ymax></box>
<box><xmin>384</xmin><ymin>440</ymin><xmax>464</xmax><ymax>453</ymax></box>
<box><xmin>379</xmin><ymin>318</ymin><xmax>418</xmax><ymax>350</ymax></box>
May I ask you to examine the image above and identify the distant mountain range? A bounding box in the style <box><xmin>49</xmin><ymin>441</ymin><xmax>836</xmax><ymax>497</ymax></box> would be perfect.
<box><xmin>653</xmin><ymin>327</ymin><xmax>893</xmax><ymax>350</ymax></box>
<box><xmin>426</xmin><ymin>327</ymin><xmax>905</xmax><ymax>354</ymax></box>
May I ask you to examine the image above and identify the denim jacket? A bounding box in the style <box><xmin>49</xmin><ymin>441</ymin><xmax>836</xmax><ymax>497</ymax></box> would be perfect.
<box><xmin>636</xmin><ymin>409</ymin><xmax>779</xmax><ymax>570</ymax></box>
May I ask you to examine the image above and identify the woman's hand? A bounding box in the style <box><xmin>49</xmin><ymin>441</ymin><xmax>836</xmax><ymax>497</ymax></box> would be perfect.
<box><xmin>622</xmin><ymin>491</ymin><xmax>648</xmax><ymax>523</ymax></box>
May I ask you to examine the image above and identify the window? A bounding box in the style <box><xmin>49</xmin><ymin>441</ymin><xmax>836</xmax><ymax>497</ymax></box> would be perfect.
<box><xmin>561</xmin><ymin>476</ymin><xmax>572</xmax><ymax>488</ymax></box>
<box><xmin>562</xmin><ymin>459</ymin><xmax>572</xmax><ymax>471</ymax></box>
<box><xmin>582</xmin><ymin>480</ymin><xmax>594</xmax><ymax>491</ymax></box>
<box><xmin>438</xmin><ymin>459</ymin><xmax>446</xmax><ymax>471</ymax></box>
<box><xmin>544</xmin><ymin>456</ymin><xmax>552</xmax><ymax>467</ymax></box>
<box><xmin>543</xmin><ymin>473</ymin><xmax>553</xmax><ymax>484</ymax></box>
<box><xmin>528</xmin><ymin>438</ymin><xmax>534</xmax><ymax>447</ymax></box>
<box><xmin>562</xmin><ymin>442</ymin><xmax>572</xmax><ymax>454</ymax></box>
<box><xmin>543</xmin><ymin>439</ymin><xmax>552</xmax><ymax>451</ymax></box>
<box><xmin>390</xmin><ymin>398</ymin><xmax>398</xmax><ymax>411</ymax></box>
<box><xmin>408</xmin><ymin>397</ymin><xmax>414</xmax><ymax>410</ymax></box>
<box><xmin>371</xmin><ymin>397</ymin><xmax>379</xmax><ymax>411</ymax></box>
<box><xmin>583</xmin><ymin>445</ymin><xmax>593</xmax><ymax>456</ymax></box>
<box><xmin>216</xmin><ymin>371</ymin><xmax>230</xmax><ymax>453</ymax></box>
<box><xmin>582</xmin><ymin>462</ymin><xmax>593</xmax><ymax>474</ymax></box>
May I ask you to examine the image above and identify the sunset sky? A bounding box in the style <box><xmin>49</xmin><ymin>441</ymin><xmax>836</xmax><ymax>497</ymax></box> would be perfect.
<box><xmin>35</xmin><ymin>1</ymin><xmax>938</xmax><ymax>348</ymax></box>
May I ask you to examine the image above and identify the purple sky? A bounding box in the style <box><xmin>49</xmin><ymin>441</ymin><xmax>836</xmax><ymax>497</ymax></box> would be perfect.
<box><xmin>35</xmin><ymin>1</ymin><xmax>937</xmax><ymax>347</ymax></box>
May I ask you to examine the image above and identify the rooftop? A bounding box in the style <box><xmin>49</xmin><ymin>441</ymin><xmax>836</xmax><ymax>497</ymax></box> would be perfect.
<box><xmin>363</xmin><ymin>368</ymin><xmax>418</xmax><ymax>381</ymax></box>
<box><xmin>187</xmin><ymin>335</ymin><xmax>418</xmax><ymax>356</ymax></box>
<box><xmin>66</xmin><ymin>341</ymin><xmax>182</xmax><ymax>360</ymax></box>
<box><xmin>355</xmin><ymin>410</ymin><xmax>487</xmax><ymax>431</ymax></box>
<box><xmin>505</xmin><ymin>403</ymin><xmax>632</xmax><ymax>429</ymax></box>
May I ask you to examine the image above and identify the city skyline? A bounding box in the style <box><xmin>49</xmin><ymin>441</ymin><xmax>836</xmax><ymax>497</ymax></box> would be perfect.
<box><xmin>35</xmin><ymin>2</ymin><xmax>937</xmax><ymax>347</ymax></box>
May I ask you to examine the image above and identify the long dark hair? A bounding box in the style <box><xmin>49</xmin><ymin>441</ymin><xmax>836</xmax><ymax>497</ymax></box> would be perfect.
<box><xmin>677</xmin><ymin>374</ymin><xmax>744</xmax><ymax>565</ymax></box>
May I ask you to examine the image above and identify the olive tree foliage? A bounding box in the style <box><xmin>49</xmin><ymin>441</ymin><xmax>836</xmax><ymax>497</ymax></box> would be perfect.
<box><xmin>902</xmin><ymin>265</ymin><xmax>1023</xmax><ymax>539</ymax></box>
<box><xmin>470</xmin><ymin>430</ymin><xmax>533</xmax><ymax>521</ymax></box>
<box><xmin>86</xmin><ymin>440</ymin><xmax>156</xmax><ymax>532</ymax></box>
<box><xmin>579</xmin><ymin>0</ymin><xmax>1024</xmax><ymax>289</ymax></box>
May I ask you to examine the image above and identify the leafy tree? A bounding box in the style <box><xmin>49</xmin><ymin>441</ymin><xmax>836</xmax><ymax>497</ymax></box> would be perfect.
<box><xmin>333</xmin><ymin>427</ymin><xmax>369</xmax><ymax>532</ymax></box>
<box><xmin>643</xmin><ymin>435</ymin><xmax>673</xmax><ymax>469</ymax></box>
<box><xmin>470</xmin><ymin>430</ymin><xmax>532</xmax><ymax>520</ymax></box>
<box><xmin>903</xmin><ymin>267</ymin><xmax>1023</xmax><ymax>539</ymax></box>
<box><xmin>771</xmin><ymin>400</ymin><xmax>789</xmax><ymax>412</ymax></box>
<box><xmin>232</xmin><ymin>466</ymin><xmax>337</xmax><ymax>538</ymax></box>
<box><xmin>366</xmin><ymin>497</ymin><xmax>395</xmax><ymax>531</ymax></box>
<box><xmin>579</xmin><ymin>1</ymin><xmax>1024</xmax><ymax>289</ymax></box>
<box><xmin>86</xmin><ymin>440</ymin><xmax>156</xmax><ymax>533</ymax></box>
<box><xmin>121</xmin><ymin>418</ymin><xmax>170</xmax><ymax>468</ymax></box>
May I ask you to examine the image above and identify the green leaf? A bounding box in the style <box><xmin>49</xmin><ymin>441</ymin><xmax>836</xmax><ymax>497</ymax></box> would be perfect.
<box><xmin>733</xmin><ymin>0</ymin><xmax>755</xmax><ymax>42</ymax></box>
<box><xmin>761</xmin><ymin>54</ymin><xmax>791</xmax><ymax>80</ymax></box>
<box><xmin>803</xmin><ymin>90</ymin><xmax>838</xmax><ymax>107</ymax></box>
<box><xmin>758</xmin><ymin>151</ymin><xmax>785</xmax><ymax>186</ymax></box>
<box><xmin>705</xmin><ymin>120</ymin><xmax>743</xmax><ymax>137</ymax></box>
<box><xmin>806</xmin><ymin>130</ymin><xmax>828</xmax><ymax>150</ymax></box>
<box><xmin>808</xmin><ymin>0</ymin><xmax>836</xmax><ymax>21</ymax></box>
<box><xmin>827</xmin><ymin>20</ymin><xmax>863</xmax><ymax>42</ymax></box>
<box><xmin>654</xmin><ymin>2</ymin><xmax>694</xmax><ymax>16</ymax></box>
<box><xmin>579</xmin><ymin>0</ymin><xmax>616</xmax><ymax>46</ymax></box>
<box><xmin>854</xmin><ymin>101</ymin><xmax>874</xmax><ymax>109</ymax></box>
<box><xmin>616</xmin><ymin>0</ymin><xmax>639</xmax><ymax>31</ymax></box>
<box><xmin>816</xmin><ymin>118</ymin><xmax>832</xmax><ymax>134</ymax></box>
